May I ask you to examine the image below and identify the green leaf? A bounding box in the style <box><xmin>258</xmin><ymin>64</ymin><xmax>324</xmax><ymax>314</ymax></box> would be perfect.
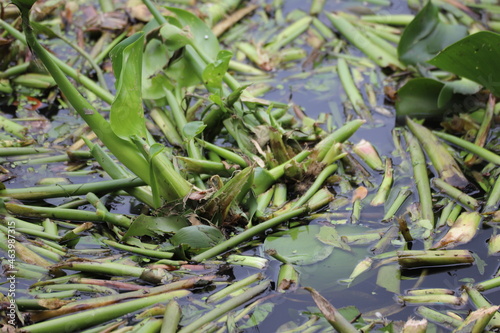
<box><xmin>109</xmin><ymin>33</ymin><xmax>147</xmax><ymax>139</ymax></box>
<box><xmin>226</xmin><ymin>84</ymin><xmax>251</xmax><ymax>107</ymax></box>
<box><xmin>11</xmin><ymin>0</ymin><xmax>36</xmax><ymax>13</ymax></box>
<box><xmin>395</xmin><ymin>78</ymin><xmax>447</xmax><ymax>118</ymax></box>
<box><xmin>240</xmin><ymin>303</ymin><xmax>274</xmax><ymax>329</ymax></box>
<box><xmin>163</xmin><ymin>7</ymin><xmax>221</xmax><ymax>88</ymax></box>
<box><xmin>264</xmin><ymin>225</ymin><xmax>334</xmax><ymax>265</ymax></box>
<box><xmin>142</xmin><ymin>38</ymin><xmax>173</xmax><ymax>100</ymax></box>
<box><xmin>376</xmin><ymin>264</ymin><xmax>401</xmax><ymax>294</ymax></box>
<box><xmin>316</xmin><ymin>226</ymin><xmax>351</xmax><ymax>252</ymax></box>
<box><xmin>396</xmin><ymin>77</ymin><xmax>483</xmax><ymax>118</ymax></box>
<box><xmin>182</xmin><ymin>121</ymin><xmax>207</xmax><ymax>140</ymax></box>
<box><xmin>398</xmin><ymin>1</ymin><xmax>467</xmax><ymax>65</ymax></box>
<box><xmin>170</xmin><ymin>225</ymin><xmax>225</xmax><ymax>253</ymax></box>
<box><xmin>338</xmin><ymin>306</ymin><xmax>363</xmax><ymax>323</ymax></box>
<box><xmin>166</xmin><ymin>7</ymin><xmax>220</xmax><ymax>61</ymax></box>
<box><xmin>159</xmin><ymin>22</ymin><xmax>193</xmax><ymax>52</ymax></box>
<box><xmin>123</xmin><ymin>215</ymin><xmax>189</xmax><ymax>239</ymax></box>
<box><xmin>429</xmin><ymin>31</ymin><xmax>500</xmax><ymax>96</ymax></box>
<box><xmin>202</xmin><ymin>50</ymin><xmax>233</xmax><ymax>92</ymax></box>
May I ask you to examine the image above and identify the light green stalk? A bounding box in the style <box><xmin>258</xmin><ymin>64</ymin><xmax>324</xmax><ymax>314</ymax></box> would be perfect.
<box><xmin>484</xmin><ymin>175</ymin><xmax>500</xmax><ymax>213</ymax></box>
<box><xmin>178</xmin><ymin>282</ymin><xmax>270</xmax><ymax>333</ymax></box>
<box><xmin>404</xmin><ymin>130</ymin><xmax>434</xmax><ymax>225</ymax></box>
<box><xmin>0</xmin><ymin>177</ymin><xmax>145</xmax><ymax>200</ymax></box>
<box><xmin>326</xmin><ymin>12</ymin><xmax>403</xmax><ymax>68</ymax></box>
<box><xmin>192</xmin><ymin>206</ymin><xmax>308</xmax><ymax>262</ymax></box>
<box><xmin>415</xmin><ymin>306</ymin><xmax>462</xmax><ymax>329</ymax></box>
<box><xmin>337</xmin><ymin>58</ymin><xmax>371</xmax><ymax>119</ymax></box>
<box><xmin>5</xmin><ymin>202</ymin><xmax>131</xmax><ymax>227</ymax></box>
<box><xmin>292</xmin><ymin>164</ymin><xmax>338</xmax><ymax>208</ymax></box>
<box><xmin>161</xmin><ymin>301</ymin><xmax>181</xmax><ymax>333</ymax></box>
<box><xmin>407</xmin><ymin>118</ymin><xmax>468</xmax><ymax>188</ymax></box>
<box><xmin>84</xmin><ymin>138</ymin><xmax>155</xmax><ymax>207</ymax></box>
<box><xmin>433</xmin><ymin>131</ymin><xmax>500</xmax><ymax>165</ymax></box>
<box><xmin>103</xmin><ymin>240</ymin><xmax>174</xmax><ymax>259</ymax></box>
<box><xmin>432</xmin><ymin>178</ymin><xmax>479</xmax><ymax>211</ymax></box>
<box><xmin>21</xmin><ymin>290</ymin><xmax>190</xmax><ymax>333</ymax></box>
<box><xmin>465</xmin><ymin>285</ymin><xmax>500</xmax><ymax>327</ymax></box>
<box><xmin>465</xmin><ymin>95</ymin><xmax>495</xmax><ymax>166</ymax></box>
<box><xmin>397</xmin><ymin>250</ymin><xmax>474</xmax><ymax>269</ymax></box>
<box><xmin>207</xmin><ymin>273</ymin><xmax>264</xmax><ymax>303</ymax></box>
<box><xmin>371</xmin><ymin>158</ymin><xmax>394</xmax><ymax>206</ymax></box>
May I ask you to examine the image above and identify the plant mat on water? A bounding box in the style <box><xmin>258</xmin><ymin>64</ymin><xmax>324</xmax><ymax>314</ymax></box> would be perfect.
<box><xmin>0</xmin><ymin>0</ymin><xmax>500</xmax><ymax>332</ymax></box>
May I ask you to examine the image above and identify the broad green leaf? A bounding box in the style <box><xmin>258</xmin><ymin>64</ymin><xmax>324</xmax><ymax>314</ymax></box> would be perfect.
<box><xmin>166</xmin><ymin>7</ymin><xmax>220</xmax><ymax>61</ymax></box>
<box><xmin>202</xmin><ymin>50</ymin><xmax>233</xmax><ymax>92</ymax></box>
<box><xmin>109</xmin><ymin>33</ymin><xmax>147</xmax><ymax>139</ymax></box>
<box><xmin>163</xmin><ymin>7</ymin><xmax>220</xmax><ymax>88</ymax></box>
<box><xmin>159</xmin><ymin>22</ymin><xmax>193</xmax><ymax>52</ymax></box>
<box><xmin>437</xmin><ymin>78</ymin><xmax>482</xmax><ymax>108</ymax></box>
<box><xmin>429</xmin><ymin>31</ymin><xmax>500</xmax><ymax>96</ymax></box>
<box><xmin>142</xmin><ymin>38</ymin><xmax>173</xmax><ymax>100</ymax></box>
<box><xmin>123</xmin><ymin>214</ymin><xmax>189</xmax><ymax>239</ymax></box>
<box><xmin>396</xmin><ymin>77</ymin><xmax>483</xmax><ymax>118</ymax></box>
<box><xmin>263</xmin><ymin>225</ymin><xmax>334</xmax><ymax>265</ymax></box>
<box><xmin>182</xmin><ymin>121</ymin><xmax>207</xmax><ymax>140</ymax></box>
<box><xmin>398</xmin><ymin>1</ymin><xmax>467</xmax><ymax>65</ymax></box>
<box><xmin>170</xmin><ymin>225</ymin><xmax>225</xmax><ymax>253</ymax></box>
<box><xmin>395</xmin><ymin>78</ymin><xmax>448</xmax><ymax>118</ymax></box>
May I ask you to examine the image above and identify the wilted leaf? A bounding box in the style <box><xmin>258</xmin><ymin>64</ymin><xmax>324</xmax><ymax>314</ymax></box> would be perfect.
<box><xmin>305</xmin><ymin>287</ymin><xmax>359</xmax><ymax>332</ymax></box>
<box><xmin>339</xmin><ymin>257</ymin><xmax>372</xmax><ymax>287</ymax></box>
<box><xmin>202</xmin><ymin>166</ymin><xmax>254</xmax><ymax>224</ymax></box>
<box><xmin>432</xmin><ymin>212</ymin><xmax>481</xmax><ymax>249</ymax></box>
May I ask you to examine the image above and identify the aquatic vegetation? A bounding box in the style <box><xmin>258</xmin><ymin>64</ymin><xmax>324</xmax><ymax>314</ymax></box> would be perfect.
<box><xmin>0</xmin><ymin>0</ymin><xmax>500</xmax><ymax>332</ymax></box>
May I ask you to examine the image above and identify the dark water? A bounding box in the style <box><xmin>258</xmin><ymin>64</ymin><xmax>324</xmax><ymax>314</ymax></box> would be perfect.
<box><xmin>2</xmin><ymin>0</ymin><xmax>499</xmax><ymax>332</ymax></box>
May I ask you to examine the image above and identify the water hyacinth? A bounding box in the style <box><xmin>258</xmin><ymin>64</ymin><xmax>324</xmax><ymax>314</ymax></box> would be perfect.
<box><xmin>3</xmin><ymin>0</ymin><xmax>500</xmax><ymax>331</ymax></box>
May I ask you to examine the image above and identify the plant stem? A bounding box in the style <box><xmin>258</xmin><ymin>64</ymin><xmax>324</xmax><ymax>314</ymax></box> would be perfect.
<box><xmin>404</xmin><ymin>130</ymin><xmax>434</xmax><ymax>225</ymax></box>
<box><xmin>0</xmin><ymin>177</ymin><xmax>145</xmax><ymax>200</ymax></box>
<box><xmin>433</xmin><ymin>131</ymin><xmax>500</xmax><ymax>165</ymax></box>
<box><xmin>178</xmin><ymin>282</ymin><xmax>270</xmax><ymax>333</ymax></box>
<box><xmin>21</xmin><ymin>290</ymin><xmax>190</xmax><ymax>333</ymax></box>
<box><xmin>192</xmin><ymin>207</ymin><xmax>308</xmax><ymax>262</ymax></box>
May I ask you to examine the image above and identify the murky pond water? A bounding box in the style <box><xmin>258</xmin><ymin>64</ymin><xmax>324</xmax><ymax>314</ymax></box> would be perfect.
<box><xmin>1</xmin><ymin>0</ymin><xmax>500</xmax><ymax>332</ymax></box>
